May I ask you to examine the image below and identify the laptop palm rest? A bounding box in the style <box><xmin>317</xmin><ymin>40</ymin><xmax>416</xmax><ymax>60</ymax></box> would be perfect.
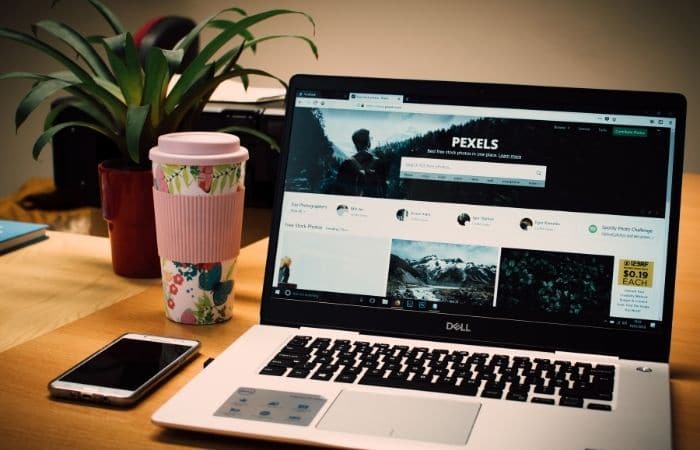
<box><xmin>316</xmin><ymin>390</ymin><xmax>481</xmax><ymax>445</ymax></box>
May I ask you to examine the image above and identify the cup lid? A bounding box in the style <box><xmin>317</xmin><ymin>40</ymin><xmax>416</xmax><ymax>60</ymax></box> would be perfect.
<box><xmin>149</xmin><ymin>132</ymin><xmax>249</xmax><ymax>165</ymax></box>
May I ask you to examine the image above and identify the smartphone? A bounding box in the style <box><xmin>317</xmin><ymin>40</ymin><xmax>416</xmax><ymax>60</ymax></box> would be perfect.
<box><xmin>48</xmin><ymin>333</ymin><xmax>200</xmax><ymax>406</ymax></box>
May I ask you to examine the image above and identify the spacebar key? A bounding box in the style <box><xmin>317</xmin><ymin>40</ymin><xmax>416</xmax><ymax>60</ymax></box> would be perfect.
<box><xmin>358</xmin><ymin>375</ymin><xmax>392</xmax><ymax>387</ymax></box>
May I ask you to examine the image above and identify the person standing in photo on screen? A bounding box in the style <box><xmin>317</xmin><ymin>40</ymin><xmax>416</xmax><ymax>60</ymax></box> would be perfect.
<box><xmin>333</xmin><ymin>129</ymin><xmax>387</xmax><ymax>197</ymax></box>
<box><xmin>278</xmin><ymin>256</ymin><xmax>292</xmax><ymax>284</ymax></box>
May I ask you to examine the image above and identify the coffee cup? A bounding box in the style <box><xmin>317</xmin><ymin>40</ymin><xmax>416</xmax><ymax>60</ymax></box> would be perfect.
<box><xmin>149</xmin><ymin>132</ymin><xmax>248</xmax><ymax>324</ymax></box>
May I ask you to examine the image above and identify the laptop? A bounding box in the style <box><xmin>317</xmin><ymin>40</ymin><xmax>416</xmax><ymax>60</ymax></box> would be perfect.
<box><xmin>153</xmin><ymin>75</ymin><xmax>686</xmax><ymax>449</ymax></box>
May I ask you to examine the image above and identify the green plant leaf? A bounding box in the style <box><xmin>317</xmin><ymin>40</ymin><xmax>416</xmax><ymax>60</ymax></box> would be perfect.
<box><xmin>213</xmin><ymin>44</ymin><xmax>245</xmax><ymax>75</ymax></box>
<box><xmin>47</xmin><ymin>70</ymin><xmax>81</xmax><ymax>83</ymax></box>
<box><xmin>71</xmin><ymin>81</ymin><xmax>126</xmax><ymax>124</ymax></box>
<box><xmin>85</xmin><ymin>34</ymin><xmax>106</xmax><ymax>45</ymax></box>
<box><xmin>164</xmin><ymin>63</ymin><xmax>215</xmax><ymax>114</ymax></box>
<box><xmin>42</xmin><ymin>97</ymin><xmax>115</xmax><ymax>136</ymax></box>
<box><xmin>0</xmin><ymin>28</ymin><xmax>94</xmax><ymax>84</ymax></box>
<box><xmin>43</xmin><ymin>100</ymin><xmax>74</xmax><ymax>131</ymax></box>
<box><xmin>169</xmin><ymin>10</ymin><xmax>312</xmax><ymax>111</ymax></box>
<box><xmin>1</xmin><ymin>72</ymin><xmax>116</xmax><ymax>133</ymax></box>
<box><xmin>87</xmin><ymin>0</ymin><xmax>125</xmax><ymax>34</ymax></box>
<box><xmin>174</xmin><ymin>7</ymin><xmax>248</xmax><ymax>53</ymax></box>
<box><xmin>189</xmin><ymin>9</ymin><xmax>314</xmax><ymax>76</ymax></box>
<box><xmin>208</xmin><ymin>19</ymin><xmax>256</xmax><ymax>50</ymax></box>
<box><xmin>32</xmin><ymin>20</ymin><xmax>114</xmax><ymax>81</ymax></box>
<box><xmin>234</xmin><ymin>66</ymin><xmax>288</xmax><ymax>90</ymax></box>
<box><xmin>0</xmin><ymin>71</ymin><xmax>82</xmax><ymax>86</ymax></box>
<box><xmin>125</xmin><ymin>104</ymin><xmax>150</xmax><ymax>163</ymax></box>
<box><xmin>142</xmin><ymin>47</ymin><xmax>170</xmax><ymax>127</ymax></box>
<box><xmin>92</xmin><ymin>76</ymin><xmax>125</xmax><ymax>102</ymax></box>
<box><xmin>33</xmin><ymin>120</ymin><xmax>114</xmax><ymax>159</ymax></box>
<box><xmin>102</xmin><ymin>33</ymin><xmax>143</xmax><ymax>105</ymax></box>
<box><xmin>15</xmin><ymin>78</ymin><xmax>74</xmax><ymax>130</ymax></box>
<box><xmin>161</xmin><ymin>48</ymin><xmax>184</xmax><ymax>74</ymax></box>
<box><xmin>0</xmin><ymin>29</ymin><xmax>127</xmax><ymax>125</ymax></box>
<box><xmin>218</xmin><ymin>125</ymin><xmax>280</xmax><ymax>152</ymax></box>
<box><xmin>242</xmin><ymin>34</ymin><xmax>318</xmax><ymax>59</ymax></box>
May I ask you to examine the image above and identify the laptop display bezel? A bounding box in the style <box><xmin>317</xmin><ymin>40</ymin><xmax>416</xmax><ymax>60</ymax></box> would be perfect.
<box><xmin>260</xmin><ymin>74</ymin><xmax>686</xmax><ymax>363</ymax></box>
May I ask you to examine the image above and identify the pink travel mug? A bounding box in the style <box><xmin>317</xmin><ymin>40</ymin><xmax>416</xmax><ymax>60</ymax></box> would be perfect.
<box><xmin>149</xmin><ymin>132</ymin><xmax>248</xmax><ymax>324</ymax></box>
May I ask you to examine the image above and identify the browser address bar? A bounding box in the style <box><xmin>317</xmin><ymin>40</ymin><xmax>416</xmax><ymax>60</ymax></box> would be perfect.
<box><xmin>399</xmin><ymin>157</ymin><xmax>547</xmax><ymax>188</ymax></box>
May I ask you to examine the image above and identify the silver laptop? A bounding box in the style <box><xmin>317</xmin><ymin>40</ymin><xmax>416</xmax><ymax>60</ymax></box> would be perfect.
<box><xmin>153</xmin><ymin>75</ymin><xmax>686</xmax><ymax>449</ymax></box>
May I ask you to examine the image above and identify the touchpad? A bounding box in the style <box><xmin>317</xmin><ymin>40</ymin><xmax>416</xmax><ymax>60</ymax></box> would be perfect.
<box><xmin>316</xmin><ymin>390</ymin><xmax>481</xmax><ymax>445</ymax></box>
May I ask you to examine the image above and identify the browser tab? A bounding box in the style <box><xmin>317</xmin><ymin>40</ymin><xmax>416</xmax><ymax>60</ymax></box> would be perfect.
<box><xmin>349</xmin><ymin>93</ymin><xmax>403</xmax><ymax>103</ymax></box>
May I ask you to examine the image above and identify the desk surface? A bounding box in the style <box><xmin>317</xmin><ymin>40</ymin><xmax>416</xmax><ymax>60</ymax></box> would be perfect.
<box><xmin>0</xmin><ymin>174</ymin><xmax>698</xmax><ymax>449</ymax></box>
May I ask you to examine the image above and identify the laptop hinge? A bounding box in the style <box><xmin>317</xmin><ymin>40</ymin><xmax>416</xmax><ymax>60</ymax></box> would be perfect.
<box><xmin>554</xmin><ymin>350</ymin><xmax>619</xmax><ymax>363</ymax></box>
<box><xmin>299</xmin><ymin>326</ymin><xmax>360</xmax><ymax>338</ymax></box>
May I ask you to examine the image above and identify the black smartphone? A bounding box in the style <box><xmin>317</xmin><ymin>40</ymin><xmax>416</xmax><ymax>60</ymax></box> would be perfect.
<box><xmin>48</xmin><ymin>333</ymin><xmax>200</xmax><ymax>406</ymax></box>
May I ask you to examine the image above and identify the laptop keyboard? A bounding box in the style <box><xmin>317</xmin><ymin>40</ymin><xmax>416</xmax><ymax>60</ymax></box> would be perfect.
<box><xmin>259</xmin><ymin>336</ymin><xmax>615</xmax><ymax>411</ymax></box>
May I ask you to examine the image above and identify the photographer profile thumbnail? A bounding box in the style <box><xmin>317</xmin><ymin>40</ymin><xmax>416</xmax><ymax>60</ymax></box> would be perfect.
<box><xmin>396</xmin><ymin>208</ymin><xmax>409</xmax><ymax>221</ymax></box>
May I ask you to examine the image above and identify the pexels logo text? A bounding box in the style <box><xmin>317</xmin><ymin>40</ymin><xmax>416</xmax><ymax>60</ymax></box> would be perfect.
<box><xmin>451</xmin><ymin>137</ymin><xmax>499</xmax><ymax>150</ymax></box>
<box><xmin>445</xmin><ymin>321</ymin><xmax>472</xmax><ymax>333</ymax></box>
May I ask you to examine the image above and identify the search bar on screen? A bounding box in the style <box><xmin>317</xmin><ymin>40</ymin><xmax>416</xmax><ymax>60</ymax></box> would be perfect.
<box><xmin>399</xmin><ymin>157</ymin><xmax>547</xmax><ymax>187</ymax></box>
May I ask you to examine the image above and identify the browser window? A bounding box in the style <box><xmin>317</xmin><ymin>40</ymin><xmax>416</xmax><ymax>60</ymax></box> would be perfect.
<box><xmin>271</xmin><ymin>89</ymin><xmax>677</xmax><ymax>333</ymax></box>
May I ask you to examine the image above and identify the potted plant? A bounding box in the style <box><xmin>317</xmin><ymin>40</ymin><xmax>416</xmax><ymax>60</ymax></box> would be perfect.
<box><xmin>0</xmin><ymin>0</ymin><xmax>317</xmax><ymax>277</ymax></box>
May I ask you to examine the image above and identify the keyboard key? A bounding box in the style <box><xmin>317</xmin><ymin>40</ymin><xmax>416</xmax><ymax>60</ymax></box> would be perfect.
<box><xmin>592</xmin><ymin>391</ymin><xmax>613</xmax><ymax>401</ymax></box>
<box><xmin>531</xmin><ymin>397</ymin><xmax>555</xmax><ymax>405</ymax></box>
<box><xmin>342</xmin><ymin>365</ymin><xmax>362</xmax><ymax>375</ymax></box>
<box><xmin>485</xmin><ymin>380</ymin><xmax>506</xmax><ymax>391</ymax></box>
<box><xmin>509</xmin><ymin>383</ymin><xmax>531</xmax><ymax>395</ymax></box>
<box><xmin>559</xmin><ymin>396</ymin><xmax>583</xmax><ymax>408</ymax></box>
<box><xmin>274</xmin><ymin>353</ymin><xmax>310</xmax><ymax>364</ymax></box>
<box><xmin>482</xmin><ymin>388</ymin><xmax>503</xmax><ymax>399</ymax></box>
<box><xmin>360</xmin><ymin>360</ymin><xmax>379</xmax><ymax>369</ymax></box>
<box><xmin>552</xmin><ymin>378</ymin><xmax>569</xmax><ymax>388</ymax></box>
<box><xmin>587</xmin><ymin>403</ymin><xmax>612</xmax><ymax>411</ymax></box>
<box><xmin>311</xmin><ymin>371</ymin><xmax>335</xmax><ymax>381</ymax></box>
<box><xmin>336</xmin><ymin>372</ymin><xmax>357</xmax><ymax>383</ymax></box>
<box><xmin>506</xmin><ymin>392</ymin><xmax>528</xmax><ymax>402</ymax></box>
<box><xmin>457</xmin><ymin>379</ymin><xmax>480</xmax><ymax>396</ymax></box>
<box><xmin>318</xmin><ymin>364</ymin><xmax>340</xmax><ymax>373</ymax></box>
<box><xmin>260</xmin><ymin>365</ymin><xmax>286</xmax><ymax>376</ymax></box>
<box><xmin>534</xmin><ymin>384</ymin><xmax>555</xmax><ymax>395</ymax></box>
<box><xmin>292</xmin><ymin>335</ymin><xmax>312</xmax><ymax>341</ymax></box>
<box><xmin>287</xmin><ymin>368</ymin><xmax>310</xmax><ymax>378</ymax></box>
<box><xmin>267</xmin><ymin>358</ymin><xmax>290</xmax><ymax>367</ymax></box>
<box><xmin>388</xmin><ymin>370</ymin><xmax>410</xmax><ymax>381</ymax></box>
<box><xmin>593</xmin><ymin>364</ymin><xmax>615</xmax><ymax>374</ymax></box>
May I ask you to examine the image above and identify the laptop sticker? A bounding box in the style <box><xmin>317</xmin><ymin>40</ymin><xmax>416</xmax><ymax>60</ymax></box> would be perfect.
<box><xmin>214</xmin><ymin>387</ymin><xmax>326</xmax><ymax>426</ymax></box>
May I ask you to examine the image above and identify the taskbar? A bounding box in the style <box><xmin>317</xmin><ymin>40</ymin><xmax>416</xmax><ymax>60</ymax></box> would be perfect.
<box><xmin>272</xmin><ymin>285</ymin><xmax>440</xmax><ymax>311</ymax></box>
<box><xmin>270</xmin><ymin>285</ymin><xmax>663</xmax><ymax>333</ymax></box>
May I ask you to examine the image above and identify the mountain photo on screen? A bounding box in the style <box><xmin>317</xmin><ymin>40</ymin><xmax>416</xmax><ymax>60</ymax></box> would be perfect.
<box><xmin>387</xmin><ymin>239</ymin><xmax>498</xmax><ymax>306</ymax></box>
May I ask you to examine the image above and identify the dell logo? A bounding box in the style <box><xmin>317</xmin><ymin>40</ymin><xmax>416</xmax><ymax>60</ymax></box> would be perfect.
<box><xmin>446</xmin><ymin>322</ymin><xmax>472</xmax><ymax>333</ymax></box>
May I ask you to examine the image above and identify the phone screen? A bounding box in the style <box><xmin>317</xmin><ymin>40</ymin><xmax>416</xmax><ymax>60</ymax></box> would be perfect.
<box><xmin>60</xmin><ymin>338</ymin><xmax>193</xmax><ymax>390</ymax></box>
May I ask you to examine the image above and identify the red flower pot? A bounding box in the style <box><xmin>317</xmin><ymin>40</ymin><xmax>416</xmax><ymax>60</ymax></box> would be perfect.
<box><xmin>98</xmin><ymin>160</ymin><xmax>160</xmax><ymax>278</ymax></box>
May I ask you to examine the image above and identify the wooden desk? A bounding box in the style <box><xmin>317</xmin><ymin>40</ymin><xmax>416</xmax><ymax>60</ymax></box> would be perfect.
<box><xmin>0</xmin><ymin>231</ymin><xmax>159</xmax><ymax>353</ymax></box>
<box><xmin>0</xmin><ymin>174</ymin><xmax>698</xmax><ymax>449</ymax></box>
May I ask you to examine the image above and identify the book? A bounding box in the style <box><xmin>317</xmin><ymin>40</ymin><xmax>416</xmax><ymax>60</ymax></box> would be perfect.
<box><xmin>0</xmin><ymin>220</ymin><xmax>49</xmax><ymax>254</ymax></box>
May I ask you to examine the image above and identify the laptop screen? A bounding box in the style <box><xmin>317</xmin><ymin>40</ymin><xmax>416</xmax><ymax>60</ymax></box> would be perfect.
<box><xmin>262</xmin><ymin>76</ymin><xmax>684</xmax><ymax>359</ymax></box>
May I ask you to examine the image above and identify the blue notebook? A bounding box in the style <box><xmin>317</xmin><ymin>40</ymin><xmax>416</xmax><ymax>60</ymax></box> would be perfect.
<box><xmin>0</xmin><ymin>220</ymin><xmax>48</xmax><ymax>254</ymax></box>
